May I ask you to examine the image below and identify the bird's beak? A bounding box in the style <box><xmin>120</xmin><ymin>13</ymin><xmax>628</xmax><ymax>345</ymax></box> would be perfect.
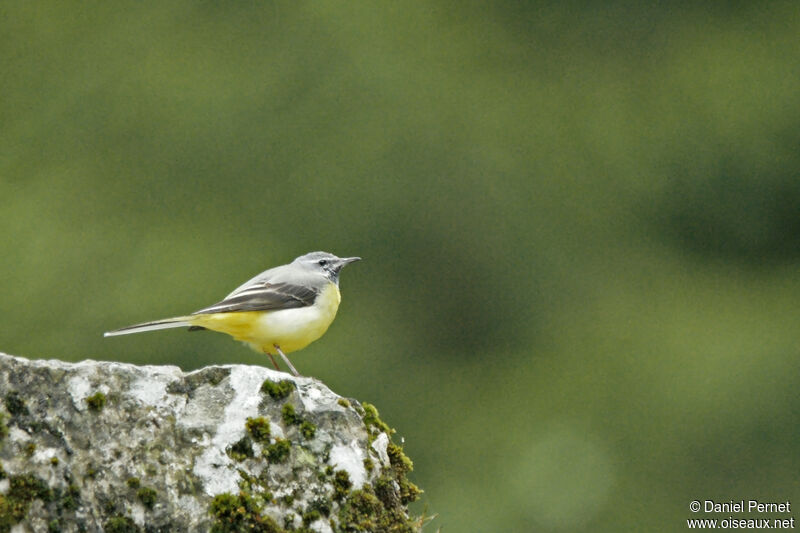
<box><xmin>340</xmin><ymin>256</ymin><xmax>361</xmax><ymax>265</ymax></box>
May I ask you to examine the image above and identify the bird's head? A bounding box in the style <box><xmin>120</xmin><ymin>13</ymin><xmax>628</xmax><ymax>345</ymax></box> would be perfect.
<box><xmin>294</xmin><ymin>251</ymin><xmax>361</xmax><ymax>284</ymax></box>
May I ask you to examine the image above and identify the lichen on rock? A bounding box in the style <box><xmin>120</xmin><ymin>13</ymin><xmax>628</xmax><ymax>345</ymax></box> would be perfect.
<box><xmin>0</xmin><ymin>353</ymin><xmax>422</xmax><ymax>532</ymax></box>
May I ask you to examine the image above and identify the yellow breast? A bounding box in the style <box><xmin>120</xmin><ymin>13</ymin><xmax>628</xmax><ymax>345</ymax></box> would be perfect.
<box><xmin>188</xmin><ymin>283</ymin><xmax>342</xmax><ymax>355</ymax></box>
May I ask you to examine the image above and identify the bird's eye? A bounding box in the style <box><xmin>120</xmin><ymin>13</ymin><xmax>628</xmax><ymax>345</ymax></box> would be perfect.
<box><xmin>318</xmin><ymin>259</ymin><xmax>327</xmax><ymax>266</ymax></box>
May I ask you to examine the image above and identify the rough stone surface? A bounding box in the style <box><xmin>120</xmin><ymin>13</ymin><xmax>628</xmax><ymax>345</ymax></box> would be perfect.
<box><xmin>0</xmin><ymin>353</ymin><xmax>421</xmax><ymax>532</ymax></box>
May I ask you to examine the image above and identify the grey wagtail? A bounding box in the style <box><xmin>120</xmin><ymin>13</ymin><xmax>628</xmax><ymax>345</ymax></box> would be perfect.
<box><xmin>104</xmin><ymin>251</ymin><xmax>360</xmax><ymax>376</ymax></box>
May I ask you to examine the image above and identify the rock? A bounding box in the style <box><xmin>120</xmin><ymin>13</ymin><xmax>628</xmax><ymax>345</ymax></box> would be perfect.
<box><xmin>0</xmin><ymin>353</ymin><xmax>421</xmax><ymax>532</ymax></box>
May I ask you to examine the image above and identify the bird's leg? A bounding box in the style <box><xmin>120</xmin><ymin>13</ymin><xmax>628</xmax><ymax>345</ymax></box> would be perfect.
<box><xmin>265</xmin><ymin>352</ymin><xmax>280</xmax><ymax>371</ymax></box>
<box><xmin>274</xmin><ymin>345</ymin><xmax>300</xmax><ymax>377</ymax></box>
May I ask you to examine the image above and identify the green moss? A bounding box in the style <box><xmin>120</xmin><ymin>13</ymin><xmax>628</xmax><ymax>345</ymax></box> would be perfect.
<box><xmin>302</xmin><ymin>509</ymin><xmax>322</xmax><ymax>526</ymax></box>
<box><xmin>386</xmin><ymin>443</ymin><xmax>412</xmax><ymax>474</ymax></box>
<box><xmin>337</xmin><ymin>398</ymin><xmax>351</xmax><ymax>409</ymax></box>
<box><xmin>24</xmin><ymin>442</ymin><xmax>36</xmax><ymax>457</ymax></box>
<box><xmin>126</xmin><ymin>477</ymin><xmax>141</xmax><ymax>489</ymax></box>
<box><xmin>103</xmin><ymin>515</ymin><xmax>140</xmax><ymax>533</ymax></box>
<box><xmin>228</xmin><ymin>436</ymin><xmax>254</xmax><ymax>461</ymax></box>
<box><xmin>265</xmin><ymin>439</ymin><xmax>290</xmax><ymax>463</ymax></box>
<box><xmin>50</xmin><ymin>457</ymin><xmax>59</xmax><ymax>466</ymax></box>
<box><xmin>61</xmin><ymin>484</ymin><xmax>80</xmax><ymax>511</ymax></box>
<box><xmin>85</xmin><ymin>392</ymin><xmax>107</xmax><ymax>412</ymax></box>
<box><xmin>337</xmin><ymin>483</ymin><xmax>418</xmax><ymax>533</ymax></box>
<box><xmin>281</xmin><ymin>403</ymin><xmax>299</xmax><ymax>426</ymax></box>
<box><xmin>280</xmin><ymin>403</ymin><xmax>315</xmax><ymax>439</ymax></box>
<box><xmin>373</xmin><ymin>475</ymin><xmax>400</xmax><ymax>510</ymax></box>
<box><xmin>0</xmin><ymin>463</ymin><xmax>6</xmax><ymax>480</ymax></box>
<box><xmin>302</xmin><ymin>509</ymin><xmax>321</xmax><ymax>525</ymax></box>
<box><xmin>103</xmin><ymin>501</ymin><xmax>118</xmax><ymax>518</ymax></box>
<box><xmin>0</xmin><ymin>473</ymin><xmax>54</xmax><ymax>530</ymax></box>
<box><xmin>205</xmin><ymin>399</ymin><xmax>423</xmax><ymax>533</ymax></box>
<box><xmin>236</xmin><ymin>469</ymin><xmax>273</xmax><ymax>503</ymax></box>
<box><xmin>0</xmin><ymin>414</ymin><xmax>8</xmax><ymax>441</ymax></box>
<box><xmin>260</xmin><ymin>379</ymin><xmax>295</xmax><ymax>400</ymax></box>
<box><xmin>399</xmin><ymin>473</ymin><xmax>422</xmax><ymax>506</ymax></box>
<box><xmin>386</xmin><ymin>443</ymin><xmax>421</xmax><ymax>505</ymax></box>
<box><xmin>309</xmin><ymin>498</ymin><xmax>331</xmax><ymax>517</ymax></box>
<box><xmin>0</xmin><ymin>496</ymin><xmax>13</xmax><ymax>531</ymax></box>
<box><xmin>209</xmin><ymin>492</ymin><xmax>285</xmax><ymax>533</ymax></box>
<box><xmin>136</xmin><ymin>487</ymin><xmax>157</xmax><ymax>509</ymax></box>
<box><xmin>329</xmin><ymin>403</ymin><xmax>423</xmax><ymax>531</ymax></box>
<box><xmin>10</xmin><ymin>474</ymin><xmax>52</xmax><ymax>502</ymax></box>
<box><xmin>338</xmin><ymin>487</ymin><xmax>383</xmax><ymax>532</ymax></box>
<box><xmin>246</xmin><ymin>417</ymin><xmax>272</xmax><ymax>444</ymax></box>
<box><xmin>333</xmin><ymin>470</ymin><xmax>352</xmax><ymax>500</ymax></box>
<box><xmin>47</xmin><ymin>518</ymin><xmax>61</xmax><ymax>532</ymax></box>
<box><xmin>299</xmin><ymin>420</ymin><xmax>316</xmax><ymax>440</ymax></box>
<box><xmin>4</xmin><ymin>391</ymin><xmax>27</xmax><ymax>417</ymax></box>
<box><xmin>361</xmin><ymin>403</ymin><xmax>392</xmax><ymax>437</ymax></box>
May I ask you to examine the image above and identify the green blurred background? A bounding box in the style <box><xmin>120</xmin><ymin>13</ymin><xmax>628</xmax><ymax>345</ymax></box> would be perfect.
<box><xmin>2</xmin><ymin>2</ymin><xmax>798</xmax><ymax>531</ymax></box>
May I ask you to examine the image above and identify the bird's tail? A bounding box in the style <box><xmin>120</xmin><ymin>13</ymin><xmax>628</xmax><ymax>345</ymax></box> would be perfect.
<box><xmin>104</xmin><ymin>316</ymin><xmax>193</xmax><ymax>337</ymax></box>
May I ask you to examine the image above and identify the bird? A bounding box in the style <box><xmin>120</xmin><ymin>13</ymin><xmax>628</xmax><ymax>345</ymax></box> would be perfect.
<box><xmin>104</xmin><ymin>251</ymin><xmax>361</xmax><ymax>376</ymax></box>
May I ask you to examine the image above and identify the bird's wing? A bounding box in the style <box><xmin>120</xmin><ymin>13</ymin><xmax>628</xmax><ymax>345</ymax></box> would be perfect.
<box><xmin>192</xmin><ymin>281</ymin><xmax>319</xmax><ymax>314</ymax></box>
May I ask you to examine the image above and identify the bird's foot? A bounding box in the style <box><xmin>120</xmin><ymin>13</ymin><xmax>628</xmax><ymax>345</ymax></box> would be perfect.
<box><xmin>275</xmin><ymin>345</ymin><xmax>300</xmax><ymax>377</ymax></box>
<box><xmin>265</xmin><ymin>352</ymin><xmax>280</xmax><ymax>371</ymax></box>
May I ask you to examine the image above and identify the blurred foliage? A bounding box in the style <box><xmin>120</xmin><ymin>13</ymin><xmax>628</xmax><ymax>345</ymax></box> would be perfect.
<box><xmin>1</xmin><ymin>1</ymin><xmax>799</xmax><ymax>531</ymax></box>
